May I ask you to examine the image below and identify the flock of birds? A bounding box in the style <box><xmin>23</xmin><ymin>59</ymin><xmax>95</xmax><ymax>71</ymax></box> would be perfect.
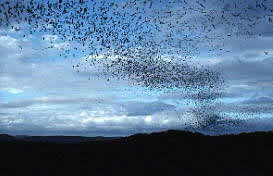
<box><xmin>0</xmin><ymin>0</ymin><xmax>271</xmax><ymax>128</ymax></box>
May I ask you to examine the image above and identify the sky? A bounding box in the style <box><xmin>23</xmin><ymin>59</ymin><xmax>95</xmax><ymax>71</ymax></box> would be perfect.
<box><xmin>0</xmin><ymin>0</ymin><xmax>272</xmax><ymax>136</ymax></box>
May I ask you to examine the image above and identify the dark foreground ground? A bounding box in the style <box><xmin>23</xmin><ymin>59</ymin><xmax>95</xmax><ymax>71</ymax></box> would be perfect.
<box><xmin>0</xmin><ymin>130</ymin><xmax>272</xmax><ymax>176</ymax></box>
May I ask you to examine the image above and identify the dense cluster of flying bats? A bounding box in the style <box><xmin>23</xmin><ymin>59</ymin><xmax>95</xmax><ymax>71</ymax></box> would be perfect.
<box><xmin>0</xmin><ymin>0</ymin><xmax>272</xmax><ymax>128</ymax></box>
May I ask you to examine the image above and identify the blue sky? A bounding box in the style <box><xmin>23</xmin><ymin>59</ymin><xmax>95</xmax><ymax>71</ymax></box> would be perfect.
<box><xmin>0</xmin><ymin>0</ymin><xmax>272</xmax><ymax>136</ymax></box>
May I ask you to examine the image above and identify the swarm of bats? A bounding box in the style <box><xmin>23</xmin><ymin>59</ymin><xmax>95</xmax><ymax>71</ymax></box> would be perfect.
<box><xmin>0</xmin><ymin>0</ymin><xmax>271</xmax><ymax>128</ymax></box>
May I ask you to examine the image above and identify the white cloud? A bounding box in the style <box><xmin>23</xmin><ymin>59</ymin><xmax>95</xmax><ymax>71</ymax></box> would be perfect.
<box><xmin>0</xmin><ymin>35</ymin><xmax>18</xmax><ymax>49</ymax></box>
<box><xmin>144</xmin><ymin>116</ymin><xmax>153</xmax><ymax>124</ymax></box>
<box><xmin>2</xmin><ymin>88</ymin><xmax>24</xmax><ymax>94</ymax></box>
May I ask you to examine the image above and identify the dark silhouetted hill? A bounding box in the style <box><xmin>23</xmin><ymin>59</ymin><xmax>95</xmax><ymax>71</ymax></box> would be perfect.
<box><xmin>0</xmin><ymin>130</ymin><xmax>272</xmax><ymax>176</ymax></box>
<box><xmin>13</xmin><ymin>135</ymin><xmax>119</xmax><ymax>143</ymax></box>
<box><xmin>0</xmin><ymin>134</ymin><xmax>16</xmax><ymax>142</ymax></box>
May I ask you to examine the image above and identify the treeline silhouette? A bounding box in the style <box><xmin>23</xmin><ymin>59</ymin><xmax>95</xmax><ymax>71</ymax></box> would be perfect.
<box><xmin>0</xmin><ymin>130</ymin><xmax>272</xmax><ymax>176</ymax></box>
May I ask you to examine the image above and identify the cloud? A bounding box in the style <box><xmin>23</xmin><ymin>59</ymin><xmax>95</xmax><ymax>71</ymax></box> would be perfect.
<box><xmin>122</xmin><ymin>101</ymin><xmax>176</xmax><ymax>116</ymax></box>
<box><xmin>219</xmin><ymin>57</ymin><xmax>272</xmax><ymax>81</ymax></box>
<box><xmin>1</xmin><ymin>88</ymin><xmax>24</xmax><ymax>94</ymax></box>
<box><xmin>213</xmin><ymin>57</ymin><xmax>273</xmax><ymax>99</ymax></box>
<box><xmin>0</xmin><ymin>35</ymin><xmax>19</xmax><ymax>49</ymax></box>
<box><xmin>0</xmin><ymin>34</ymin><xmax>125</xmax><ymax>98</ymax></box>
<box><xmin>0</xmin><ymin>104</ymin><xmax>185</xmax><ymax>136</ymax></box>
<box><xmin>242</xmin><ymin>96</ymin><xmax>273</xmax><ymax>105</ymax></box>
<box><xmin>0</xmin><ymin>96</ymin><xmax>107</xmax><ymax>109</ymax></box>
